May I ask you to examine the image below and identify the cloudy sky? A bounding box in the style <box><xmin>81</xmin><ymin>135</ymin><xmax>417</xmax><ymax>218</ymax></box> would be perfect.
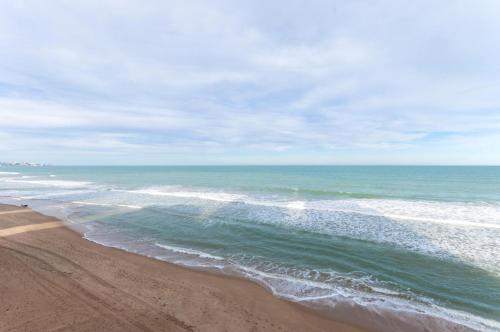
<box><xmin>1</xmin><ymin>0</ymin><xmax>500</xmax><ymax>165</ymax></box>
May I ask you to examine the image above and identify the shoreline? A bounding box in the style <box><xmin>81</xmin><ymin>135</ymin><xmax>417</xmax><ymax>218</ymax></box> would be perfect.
<box><xmin>1</xmin><ymin>202</ymin><xmax>490</xmax><ymax>332</ymax></box>
<box><xmin>0</xmin><ymin>203</ymin><xmax>364</xmax><ymax>331</ymax></box>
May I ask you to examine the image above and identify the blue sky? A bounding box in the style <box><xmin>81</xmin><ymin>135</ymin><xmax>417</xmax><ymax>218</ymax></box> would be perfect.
<box><xmin>1</xmin><ymin>1</ymin><xmax>500</xmax><ymax>165</ymax></box>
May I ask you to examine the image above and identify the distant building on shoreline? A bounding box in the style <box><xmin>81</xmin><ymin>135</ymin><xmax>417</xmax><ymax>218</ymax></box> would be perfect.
<box><xmin>0</xmin><ymin>162</ymin><xmax>49</xmax><ymax>167</ymax></box>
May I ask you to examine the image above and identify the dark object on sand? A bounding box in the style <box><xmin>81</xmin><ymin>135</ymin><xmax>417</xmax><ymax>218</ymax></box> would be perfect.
<box><xmin>20</xmin><ymin>204</ymin><xmax>28</xmax><ymax>208</ymax></box>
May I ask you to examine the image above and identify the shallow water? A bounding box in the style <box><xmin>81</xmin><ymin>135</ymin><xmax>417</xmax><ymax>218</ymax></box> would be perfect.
<box><xmin>1</xmin><ymin>166</ymin><xmax>499</xmax><ymax>331</ymax></box>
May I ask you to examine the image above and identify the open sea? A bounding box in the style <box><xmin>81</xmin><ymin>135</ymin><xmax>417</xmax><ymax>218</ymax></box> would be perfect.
<box><xmin>0</xmin><ymin>166</ymin><xmax>499</xmax><ymax>331</ymax></box>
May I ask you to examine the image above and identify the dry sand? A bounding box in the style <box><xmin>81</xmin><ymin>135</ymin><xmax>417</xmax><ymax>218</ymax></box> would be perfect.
<box><xmin>0</xmin><ymin>204</ymin><xmax>364</xmax><ymax>332</ymax></box>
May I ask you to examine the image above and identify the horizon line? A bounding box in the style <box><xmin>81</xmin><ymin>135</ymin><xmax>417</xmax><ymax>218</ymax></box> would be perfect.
<box><xmin>3</xmin><ymin>164</ymin><xmax>500</xmax><ymax>167</ymax></box>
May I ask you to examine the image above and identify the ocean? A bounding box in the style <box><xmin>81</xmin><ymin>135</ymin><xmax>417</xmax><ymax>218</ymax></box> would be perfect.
<box><xmin>0</xmin><ymin>166</ymin><xmax>499</xmax><ymax>331</ymax></box>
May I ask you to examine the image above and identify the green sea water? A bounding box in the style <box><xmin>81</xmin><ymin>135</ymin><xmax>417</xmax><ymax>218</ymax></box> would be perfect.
<box><xmin>1</xmin><ymin>166</ymin><xmax>499</xmax><ymax>331</ymax></box>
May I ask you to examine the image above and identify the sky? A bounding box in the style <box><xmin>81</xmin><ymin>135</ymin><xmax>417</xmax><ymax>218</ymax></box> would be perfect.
<box><xmin>1</xmin><ymin>0</ymin><xmax>500</xmax><ymax>165</ymax></box>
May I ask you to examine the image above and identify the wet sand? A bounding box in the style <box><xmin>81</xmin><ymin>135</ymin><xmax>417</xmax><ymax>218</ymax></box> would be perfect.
<box><xmin>0</xmin><ymin>204</ymin><xmax>364</xmax><ymax>332</ymax></box>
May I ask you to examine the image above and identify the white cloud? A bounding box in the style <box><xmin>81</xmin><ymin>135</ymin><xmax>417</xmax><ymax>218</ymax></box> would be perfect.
<box><xmin>0</xmin><ymin>0</ymin><xmax>499</xmax><ymax>164</ymax></box>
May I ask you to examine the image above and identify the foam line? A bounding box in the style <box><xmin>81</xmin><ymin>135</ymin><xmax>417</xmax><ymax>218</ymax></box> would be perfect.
<box><xmin>72</xmin><ymin>201</ymin><xmax>142</xmax><ymax>209</ymax></box>
<box><xmin>155</xmin><ymin>243</ymin><xmax>224</xmax><ymax>260</ymax></box>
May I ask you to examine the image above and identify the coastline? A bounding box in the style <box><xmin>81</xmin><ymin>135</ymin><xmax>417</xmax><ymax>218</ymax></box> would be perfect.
<box><xmin>0</xmin><ymin>203</ymin><xmax>363</xmax><ymax>332</ymax></box>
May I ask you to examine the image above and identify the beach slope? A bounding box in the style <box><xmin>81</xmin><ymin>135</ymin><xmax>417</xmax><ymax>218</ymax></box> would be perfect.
<box><xmin>0</xmin><ymin>204</ymin><xmax>362</xmax><ymax>332</ymax></box>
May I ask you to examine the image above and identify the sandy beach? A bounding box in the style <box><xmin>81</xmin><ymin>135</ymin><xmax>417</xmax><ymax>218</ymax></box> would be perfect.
<box><xmin>0</xmin><ymin>204</ymin><xmax>364</xmax><ymax>332</ymax></box>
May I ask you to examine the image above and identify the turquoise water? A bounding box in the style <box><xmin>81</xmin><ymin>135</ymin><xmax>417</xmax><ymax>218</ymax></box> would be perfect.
<box><xmin>1</xmin><ymin>166</ymin><xmax>499</xmax><ymax>331</ymax></box>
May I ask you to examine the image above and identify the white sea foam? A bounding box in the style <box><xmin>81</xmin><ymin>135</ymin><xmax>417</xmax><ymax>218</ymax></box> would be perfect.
<box><xmin>128</xmin><ymin>187</ymin><xmax>500</xmax><ymax>227</ymax></box>
<box><xmin>261</xmin><ymin>199</ymin><xmax>500</xmax><ymax>227</ymax></box>
<box><xmin>155</xmin><ymin>243</ymin><xmax>224</xmax><ymax>261</ymax></box>
<box><xmin>5</xmin><ymin>179</ymin><xmax>93</xmax><ymax>188</ymax></box>
<box><xmin>0</xmin><ymin>171</ymin><xmax>20</xmax><ymax>175</ymax></box>
<box><xmin>18</xmin><ymin>190</ymin><xmax>95</xmax><ymax>200</ymax></box>
<box><xmin>126</xmin><ymin>188</ymin><xmax>247</xmax><ymax>203</ymax></box>
<box><xmin>261</xmin><ymin>200</ymin><xmax>500</xmax><ymax>275</ymax></box>
<box><xmin>72</xmin><ymin>201</ymin><xmax>142</xmax><ymax>209</ymax></box>
<box><xmin>353</xmin><ymin>199</ymin><xmax>500</xmax><ymax>227</ymax></box>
